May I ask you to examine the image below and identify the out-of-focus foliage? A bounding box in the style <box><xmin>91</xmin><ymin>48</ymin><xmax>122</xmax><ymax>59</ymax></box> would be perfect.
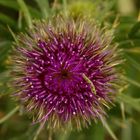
<box><xmin>0</xmin><ymin>0</ymin><xmax>140</xmax><ymax>140</ymax></box>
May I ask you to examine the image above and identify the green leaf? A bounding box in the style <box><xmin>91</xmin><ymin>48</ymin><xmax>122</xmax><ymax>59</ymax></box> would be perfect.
<box><xmin>0</xmin><ymin>71</ymin><xmax>12</xmax><ymax>94</ymax></box>
<box><xmin>33</xmin><ymin>119</ymin><xmax>46</xmax><ymax>140</ymax></box>
<box><xmin>0</xmin><ymin>41</ymin><xmax>12</xmax><ymax>64</ymax></box>
<box><xmin>0</xmin><ymin>13</ymin><xmax>16</xmax><ymax>26</ymax></box>
<box><xmin>121</xmin><ymin>120</ymin><xmax>132</xmax><ymax>140</ymax></box>
<box><xmin>0</xmin><ymin>0</ymin><xmax>41</xmax><ymax>19</ymax></box>
<box><xmin>0</xmin><ymin>106</ymin><xmax>19</xmax><ymax>124</ymax></box>
<box><xmin>35</xmin><ymin>0</ymin><xmax>50</xmax><ymax>18</ymax></box>
<box><xmin>122</xmin><ymin>76</ymin><xmax>140</xmax><ymax>88</ymax></box>
<box><xmin>125</xmin><ymin>55</ymin><xmax>140</xmax><ymax>72</ymax></box>
<box><xmin>118</xmin><ymin>38</ymin><xmax>140</xmax><ymax>48</ymax></box>
<box><xmin>101</xmin><ymin>117</ymin><xmax>118</xmax><ymax>140</ymax></box>
<box><xmin>91</xmin><ymin>123</ymin><xmax>105</xmax><ymax>140</ymax></box>
<box><xmin>28</xmin><ymin>6</ymin><xmax>41</xmax><ymax>19</ymax></box>
<box><xmin>128</xmin><ymin>21</ymin><xmax>140</xmax><ymax>38</ymax></box>
<box><xmin>124</xmin><ymin>47</ymin><xmax>140</xmax><ymax>54</ymax></box>
<box><xmin>0</xmin><ymin>0</ymin><xmax>18</xmax><ymax>10</ymax></box>
<box><xmin>120</xmin><ymin>102</ymin><xmax>125</xmax><ymax>121</ymax></box>
<box><xmin>117</xmin><ymin>94</ymin><xmax>140</xmax><ymax>111</ymax></box>
<box><xmin>0</xmin><ymin>41</ymin><xmax>11</xmax><ymax>47</ymax></box>
<box><xmin>17</xmin><ymin>0</ymin><xmax>32</xmax><ymax>28</ymax></box>
<box><xmin>62</xmin><ymin>0</ymin><xmax>68</xmax><ymax>16</ymax></box>
<box><xmin>7</xmin><ymin>26</ymin><xmax>19</xmax><ymax>44</ymax></box>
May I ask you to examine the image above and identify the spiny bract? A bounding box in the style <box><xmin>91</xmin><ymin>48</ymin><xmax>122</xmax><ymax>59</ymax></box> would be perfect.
<box><xmin>12</xmin><ymin>17</ymin><xmax>122</xmax><ymax>130</ymax></box>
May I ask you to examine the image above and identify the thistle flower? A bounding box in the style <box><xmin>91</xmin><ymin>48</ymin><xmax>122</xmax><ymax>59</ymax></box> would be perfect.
<box><xmin>12</xmin><ymin>17</ymin><xmax>122</xmax><ymax>130</ymax></box>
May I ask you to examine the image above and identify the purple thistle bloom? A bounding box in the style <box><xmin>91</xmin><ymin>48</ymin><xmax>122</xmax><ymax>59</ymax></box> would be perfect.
<box><xmin>12</xmin><ymin>18</ymin><xmax>122</xmax><ymax>129</ymax></box>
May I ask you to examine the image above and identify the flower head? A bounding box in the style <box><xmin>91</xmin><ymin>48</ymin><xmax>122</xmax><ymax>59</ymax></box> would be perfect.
<box><xmin>12</xmin><ymin>17</ymin><xmax>122</xmax><ymax>130</ymax></box>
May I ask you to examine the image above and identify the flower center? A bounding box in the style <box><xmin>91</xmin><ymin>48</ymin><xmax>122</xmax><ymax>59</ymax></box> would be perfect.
<box><xmin>61</xmin><ymin>70</ymin><xmax>69</xmax><ymax>79</ymax></box>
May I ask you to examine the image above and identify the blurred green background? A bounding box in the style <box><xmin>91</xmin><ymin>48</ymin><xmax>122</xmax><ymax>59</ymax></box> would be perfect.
<box><xmin>0</xmin><ymin>0</ymin><xmax>140</xmax><ymax>140</ymax></box>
